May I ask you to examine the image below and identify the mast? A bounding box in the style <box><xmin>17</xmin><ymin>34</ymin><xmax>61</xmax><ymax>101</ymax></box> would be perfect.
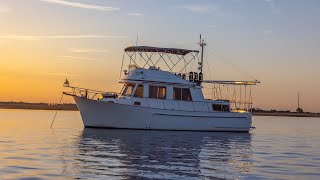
<box><xmin>298</xmin><ymin>92</ymin><xmax>300</xmax><ymax>109</ymax></box>
<box><xmin>198</xmin><ymin>34</ymin><xmax>207</xmax><ymax>85</ymax></box>
<box><xmin>198</xmin><ymin>34</ymin><xmax>207</xmax><ymax>74</ymax></box>
<box><xmin>296</xmin><ymin>91</ymin><xmax>303</xmax><ymax>113</ymax></box>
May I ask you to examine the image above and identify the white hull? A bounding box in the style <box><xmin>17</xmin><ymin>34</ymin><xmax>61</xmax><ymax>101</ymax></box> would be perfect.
<box><xmin>74</xmin><ymin>96</ymin><xmax>252</xmax><ymax>132</ymax></box>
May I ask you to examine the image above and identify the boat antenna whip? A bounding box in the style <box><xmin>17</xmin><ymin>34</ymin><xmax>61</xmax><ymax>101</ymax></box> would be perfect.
<box><xmin>50</xmin><ymin>79</ymin><xmax>68</xmax><ymax>128</ymax></box>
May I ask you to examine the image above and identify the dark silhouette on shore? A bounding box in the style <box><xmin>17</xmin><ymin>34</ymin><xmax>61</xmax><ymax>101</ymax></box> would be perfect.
<box><xmin>0</xmin><ymin>101</ymin><xmax>319</xmax><ymax>117</ymax></box>
<box><xmin>0</xmin><ymin>101</ymin><xmax>77</xmax><ymax>111</ymax></box>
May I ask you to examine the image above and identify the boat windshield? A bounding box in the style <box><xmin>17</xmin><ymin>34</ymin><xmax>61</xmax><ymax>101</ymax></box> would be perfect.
<box><xmin>121</xmin><ymin>83</ymin><xmax>135</xmax><ymax>96</ymax></box>
<box><xmin>133</xmin><ymin>84</ymin><xmax>143</xmax><ymax>98</ymax></box>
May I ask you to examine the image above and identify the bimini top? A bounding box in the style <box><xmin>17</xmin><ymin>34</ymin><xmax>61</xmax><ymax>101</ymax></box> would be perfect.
<box><xmin>124</xmin><ymin>46</ymin><xmax>199</xmax><ymax>56</ymax></box>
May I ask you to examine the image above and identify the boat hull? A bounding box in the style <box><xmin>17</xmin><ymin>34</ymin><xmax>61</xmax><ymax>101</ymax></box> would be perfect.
<box><xmin>73</xmin><ymin>96</ymin><xmax>252</xmax><ymax>132</ymax></box>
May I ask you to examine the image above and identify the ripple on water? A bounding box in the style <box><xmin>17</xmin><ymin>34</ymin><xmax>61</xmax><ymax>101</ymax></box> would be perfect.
<box><xmin>0</xmin><ymin>111</ymin><xmax>320</xmax><ymax>179</ymax></box>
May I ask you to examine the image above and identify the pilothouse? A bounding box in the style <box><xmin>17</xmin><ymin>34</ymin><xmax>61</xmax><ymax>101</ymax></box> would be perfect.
<box><xmin>63</xmin><ymin>37</ymin><xmax>260</xmax><ymax>132</ymax></box>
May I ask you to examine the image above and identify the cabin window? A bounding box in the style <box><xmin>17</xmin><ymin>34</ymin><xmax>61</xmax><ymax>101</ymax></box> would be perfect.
<box><xmin>212</xmin><ymin>104</ymin><xmax>230</xmax><ymax>112</ymax></box>
<box><xmin>173</xmin><ymin>88</ymin><xmax>182</xmax><ymax>100</ymax></box>
<box><xmin>149</xmin><ymin>85</ymin><xmax>166</xmax><ymax>99</ymax></box>
<box><xmin>122</xmin><ymin>83</ymin><xmax>135</xmax><ymax>96</ymax></box>
<box><xmin>133</xmin><ymin>84</ymin><xmax>143</xmax><ymax>98</ymax></box>
<box><xmin>173</xmin><ymin>88</ymin><xmax>192</xmax><ymax>101</ymax></box>
<box><xmin>222</xmin><ymin>105</ymin><xmax>230</xmax><ymax>112</ymax></box>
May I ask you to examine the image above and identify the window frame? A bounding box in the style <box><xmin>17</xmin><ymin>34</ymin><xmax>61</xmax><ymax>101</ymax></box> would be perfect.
<box><xmin>173</xmin><ymin>87</ymin><xmax>192</xmax><ymax>101</ymax></box>
<box><xmin>212</xmin><ymin>104</ymin><xmax>230</xmax><ymax>112</ymax></box>
<box><xmin>121</xmin><ymin>83</ymin><xmax>136</xmax><ymax>96</ymax></box>
<box><xmin>133</xmin><ymin>84</ymin><xmax>144</xmax><ymax>98</ymax></box>
<box><xmin>149</xmin><ymin>85</ymin><xmax>166</xmax><ymax>99</ymax></box>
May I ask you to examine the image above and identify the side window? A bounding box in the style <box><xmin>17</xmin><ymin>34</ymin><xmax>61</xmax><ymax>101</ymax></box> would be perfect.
<box><xmin>212</xmin><ymin>104</ymin><xmax>230</xmax><ymax>112</ymax></box>
<box><xmin>212</xmin><ymin>104</ymin><xmax>222</xmax><ymax>111</ymax></box>
<box><xmin>149</xmin><ymin>85</ymin><xmax>166</xmax><ymax>99</ymax></box>
<box><xmin>149</xmin><ymin>85</ymin><xmax>158</xmax><ymax>99</ymax></box>
<box><xmin>133</xmin><ymin>84</ymin><xmax>143</xmax><ymax>98</ymax></box>
<box><xmin>173</xmin><ymin>88</ymin><xmax>192</xmax><ymax>101</ymax></box>
<box><xmin>182</xmin><ymin>88</ymin><xmax>192</xmax><ymax>101</ymax></box>
<box><xmin>158</xmin><ymin>86</ymin><xmax>166</xmax><ymax>99</ymax></box>
<box><xmin>222</xmin><ymin>105</ymin><xmax>230</xmax><ymax>112</ymax></box>
<box><xmin>173</xmin><ymin>88</ymin><xmax>182</xmax><ymax>100</ymax></box>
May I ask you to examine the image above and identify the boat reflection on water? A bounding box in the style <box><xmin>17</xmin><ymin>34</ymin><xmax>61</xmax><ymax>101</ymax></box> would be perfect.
<box><xmin>75</xmin><ymin>129</ymin><xmax>253</xmax><ymax>179</ymax></box>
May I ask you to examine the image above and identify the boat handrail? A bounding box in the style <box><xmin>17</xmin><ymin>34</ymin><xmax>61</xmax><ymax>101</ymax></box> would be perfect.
<box><xmin>63</xmin><ymin>86</ymin><xmax>121</xmax><ymax>100</ymax></box>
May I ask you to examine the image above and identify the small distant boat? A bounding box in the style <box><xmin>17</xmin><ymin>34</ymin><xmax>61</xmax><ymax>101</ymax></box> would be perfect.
<box><xmin>63</xmin><ymin>37</ymin><xmax>260</xmax><ymax>132</ymax></box>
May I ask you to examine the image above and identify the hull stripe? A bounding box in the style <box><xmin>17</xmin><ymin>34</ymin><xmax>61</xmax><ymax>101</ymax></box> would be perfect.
<box><xmin>85</xmin><ymin>126</ymin><xmax>249</xmax><ymax>133</ymax></box>
<box><xmin>153</xmin><ymin>113</ymin><xmax>248</xmax><ymax>119</ymax></box>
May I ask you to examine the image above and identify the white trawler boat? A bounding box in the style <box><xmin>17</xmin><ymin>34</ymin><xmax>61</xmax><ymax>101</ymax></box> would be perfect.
<box><xmin>63</xmin><ymin>37</ymin><xmax>260</xmax><ymax>132</ymax></box>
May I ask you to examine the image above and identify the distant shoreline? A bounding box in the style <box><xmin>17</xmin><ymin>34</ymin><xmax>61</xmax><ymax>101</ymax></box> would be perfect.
<box><xmin>0</xmin><ymin>102</ymin><xmax>319</xmax><ymax>118</ymax></box>
<box><xmin>0</xmin><ymin>102</ymin><xmax>77</xmax><ymax>111</ymax></box>
<box><xmin>252</xmin><ymin>112</ymin><xmax>320</xmax><ymax>118</ymax></box>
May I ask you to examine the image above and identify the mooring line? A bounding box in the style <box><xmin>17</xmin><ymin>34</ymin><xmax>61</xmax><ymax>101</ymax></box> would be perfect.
<box><xmin>50</xmin><ymin>93</ymin><xmax>64</xmax><ymax>128</ymax></box>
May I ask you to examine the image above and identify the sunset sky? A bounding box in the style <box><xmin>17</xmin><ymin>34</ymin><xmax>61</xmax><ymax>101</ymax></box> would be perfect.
<box><xmin>1</xmin><ymin>0</ymin><xmax>320</xmax><ymax>112</ymax></box>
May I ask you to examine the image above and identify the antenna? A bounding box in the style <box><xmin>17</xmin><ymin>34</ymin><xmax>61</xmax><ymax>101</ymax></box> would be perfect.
<box><xmin>198</xmin><ymin>34</ymin><xmax>207</xmax><ymax>84</ymax></box>
<box><xmin>198</xmin><ymin>34</ymin><xmax>206</xmax><ymax>73</ymax></box>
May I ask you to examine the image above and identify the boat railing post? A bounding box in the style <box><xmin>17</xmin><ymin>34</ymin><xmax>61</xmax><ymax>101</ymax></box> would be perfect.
<box><xmin>85</xmin><ymin>89</ymin><xmax>88</xmax><ymax>99</ymax></box>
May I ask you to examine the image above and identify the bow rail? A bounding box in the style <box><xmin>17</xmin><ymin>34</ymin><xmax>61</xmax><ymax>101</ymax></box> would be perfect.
<box><xmin>63</xmin><ymin>82</ymin><xmax>120</xmax><ymax>100</ymax></box>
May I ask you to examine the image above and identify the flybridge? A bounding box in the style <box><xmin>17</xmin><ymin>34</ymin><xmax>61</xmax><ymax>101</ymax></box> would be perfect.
<box><xmin>121</xmin><ymin>37</ymin><xmax>260</xmax><ymax>84</ymax></box>
<box><xmin>121</xmin><ymin>45</ymin><xmax>201</xmax><ymax>76</ymax></box>
<box><xmin>121</xmin><ymin>36</ymin><xmax>208</xmax><ymax>84</ymax></box>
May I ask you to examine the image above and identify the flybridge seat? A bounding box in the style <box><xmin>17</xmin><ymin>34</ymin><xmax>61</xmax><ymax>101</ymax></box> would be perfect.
<box><xmin>124</xmin><ymin>46</ymin><xmax>199</xmax><ymax>56</ymax></box>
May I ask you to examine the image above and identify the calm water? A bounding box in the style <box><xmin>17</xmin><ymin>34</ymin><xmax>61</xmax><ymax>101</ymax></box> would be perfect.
<box><xmin>0</xmin><ymin>109</ymin><xmax>319</xmax><ymax>180</ymax></box>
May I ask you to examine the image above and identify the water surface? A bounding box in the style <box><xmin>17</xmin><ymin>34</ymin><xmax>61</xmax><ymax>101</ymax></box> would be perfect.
<box><xmin>0</xmin><ymin>109</ymin><xmax>319</xmax><ymax>179</ymax></box>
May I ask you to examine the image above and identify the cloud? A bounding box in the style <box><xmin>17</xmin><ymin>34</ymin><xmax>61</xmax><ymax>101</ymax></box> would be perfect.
<box><xmin>208</xmin><ymin>25</ymin><xmax>217</xmax><ymax>28</ymax></box>
<box><xmin>128</xmin><ymin>13</ymin><xmax>143</xmax><ymax>16</ymax></box>
<box><xmin>263</xmin><ymin>29</ymin><xmax>273</xmax><ymax>35</ymax></box>
<box><xmin>170</xmin><ymin>4</ymin><xmax>219</xmax><ymax>14</ymax></box>
<box><xmin>0</xmin><ymin>35</ymin><xmax>128</xmax><ymax>40</ymax></box>
<box><xmin>264</xmin><ymin>0</ymin><xmax>280</xmax><ymax>14</ymax></box>
<box><xmin>45</xmin><ymin>72</ymin><xmax>71</xmax><ymax>77</ymax></box>
<box><xmin>39</xmin><ymin>0</ymin><xmax>119</xmax><ymax>11</ymax></box>
<box><xmin>0</xmin><ymin>4</ymin><xmax>11</xmax><ymax>13</ymax></box>
<box><xmin>58</xmin><ymin>55</ymin><xmax>97</xmax><ymax>61</ymax></box>
<box><xmin>68</xmin><ymin>48</ymin><xmax>110</xmax><ymax>53</ymax></box>
<box><xmin>29</xmin><ymin>71</ymin><xmax>77</xmax><ymax>77</ymax></box>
